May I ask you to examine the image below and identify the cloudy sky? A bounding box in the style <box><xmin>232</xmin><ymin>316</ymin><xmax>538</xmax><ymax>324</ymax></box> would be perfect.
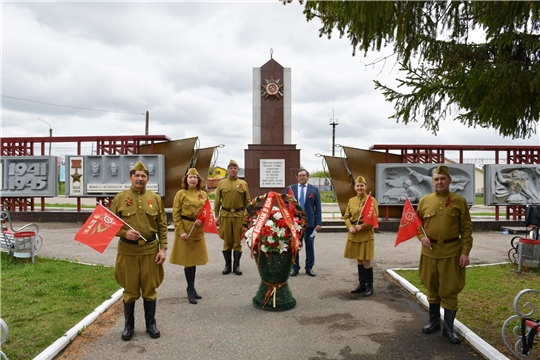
<box><xmin>2</xmin><ymin>1</ymin><xmax>538</xmax><ymax>172</ymax></box>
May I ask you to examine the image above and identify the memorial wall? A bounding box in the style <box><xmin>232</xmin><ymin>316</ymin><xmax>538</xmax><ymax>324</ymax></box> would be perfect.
<box><xmin>484</xmin><ymin>164</ymin><xmax>540</xmax><ymax>206</ymax></box>
<box><xmin>0</xmin><ymin>156</ymin><xmax>58</xmax><ymax>197</ymax></box>
<box><xmin>65</xmin><ymin>155</ymin><xmax>165</xmax><ymax>197</ymax></box>
<box><xmin>375</xmin><ymin>164</ymin><xmax>476</xmax><ymax>205</ymax></box>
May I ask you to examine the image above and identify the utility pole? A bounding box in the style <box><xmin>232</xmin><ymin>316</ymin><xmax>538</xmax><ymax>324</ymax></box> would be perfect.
<box><xmin>329</xmin><ymin>107</ymin><xmax>339</xmax><ymax>156</ymax></box>
<box><xmin>39</xmin><ymin>118</ymin><xmax>52</xmax><ymax>156</ymax></box>
<box><xmin>145</xmin><ymin>110</ymin><xmax>149</xmax><ymax>145</ymax></box>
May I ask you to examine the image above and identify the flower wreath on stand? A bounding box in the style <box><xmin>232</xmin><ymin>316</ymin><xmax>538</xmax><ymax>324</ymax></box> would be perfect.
<box><xmin>242</xmin><ymin>191</ymin><xmax>307</xmax><ymax>311</ymax></box>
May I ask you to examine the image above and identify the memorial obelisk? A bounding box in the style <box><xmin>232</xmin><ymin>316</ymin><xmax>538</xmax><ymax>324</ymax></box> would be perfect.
<box><xmin>244</xmin><ymin>52</ymin><xmax>300</xmax><ymax>198</ymax></box>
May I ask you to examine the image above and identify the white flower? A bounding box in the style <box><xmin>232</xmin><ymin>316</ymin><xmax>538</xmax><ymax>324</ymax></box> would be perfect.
<box><xmin>278</xmin><ymin>240</ymin><xmax>288</xmax><ymax>253</ymax></box>
<box><xmin>261</xmin><ymin>244</ymin><xmax>270</xmax><ymax>252</ymax></box>
<box><xmin>265</xmin><ymin>219</ymin><xmax>274</xmax><ymax>227</ymax></box>
<box><xmin>245</xmin><ymin>227</ymin><xmax>254</xmax><ymax>240</ymax></box>
<box><xmin>273</xmin><ymin>211</ymin><xmax>283</xmax><ymax>220</ymax></box>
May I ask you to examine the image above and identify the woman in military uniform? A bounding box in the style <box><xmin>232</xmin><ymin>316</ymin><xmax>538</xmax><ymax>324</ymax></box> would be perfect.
<box><xmin>343</xmin><ymin>176</ymin><xmax>379</xmax><ymax>297</ymax></box>
<box><xmin>169</xmin><ymin>168</ymin><xmax>209</xmax><ymax>304</ymax></box>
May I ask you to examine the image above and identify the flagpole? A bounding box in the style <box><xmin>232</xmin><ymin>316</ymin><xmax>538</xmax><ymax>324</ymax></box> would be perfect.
<box><xmin>98</xmin><ymin>204</ymin><xmax>149</xmax><ymax>242</ymax></box>
<box><xmin>420</xmin><ymin>226</ymin><xmax>431</xmax><ymax>250</ymax></box>
<box><xmin>356</xmin><ymin>192</ymin><xmax>371</xmax><ymax>225</ymax></box>
<box><xmin>187</xmin><ymin>203</ymin><xmax>206</xmax><ymax>238</ymax></box>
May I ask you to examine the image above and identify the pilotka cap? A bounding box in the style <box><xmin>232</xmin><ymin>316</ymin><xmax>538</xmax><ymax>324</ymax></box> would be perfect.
<box><xmin>434</xmin><ymin>165</ymin><xmax>451</xmax><ymax>176</ymax></box>
<box><xmin>131</xmin><ymin>161</ymin><xmax>148</xmax><ymax>171</ymax></box>
<box><xmin>355</xmin><ymin>176</ymin><xmax>367</xmax><ymax>184</ymax></box>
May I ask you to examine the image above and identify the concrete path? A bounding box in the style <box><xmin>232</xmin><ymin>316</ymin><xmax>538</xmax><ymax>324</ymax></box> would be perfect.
<box><xmin>29</xmin><ymin>221</ymin><xmax>515</xmax><ymax>360</ymax></box>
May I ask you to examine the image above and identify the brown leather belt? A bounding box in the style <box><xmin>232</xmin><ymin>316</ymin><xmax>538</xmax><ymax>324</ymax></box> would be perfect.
<box><xmin>120</xmin><ymin>234</ymin><xmax>157</xmax><ymax>245</ymax></box>
<box><xmin>430</xmin><ymin>237</ymin><xmax>459</xmax><ymax>244</ymax></box>
<box><xmin>181</xmin><ymin>215</ymin><xmax>196</xmax><ymax>222</ymax></box>
<box><xmin>221</xmin><ymin>207</ymin><xmax>244</xmax><ymax>213</ymax></box>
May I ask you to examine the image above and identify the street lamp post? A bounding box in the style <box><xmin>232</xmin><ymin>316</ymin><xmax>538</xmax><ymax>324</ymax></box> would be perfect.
<box><xmin>329</xmin><ymin>110</ymin><xmax>339</xmax><ymax>156</ymax></box>
<box><xmin>38</xmin><ymin>118</ymin><xmax>52</xmax><ymax>155</ymax></box>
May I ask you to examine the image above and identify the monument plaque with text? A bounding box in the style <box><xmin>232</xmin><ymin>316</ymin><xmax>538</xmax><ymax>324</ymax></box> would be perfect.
<box><xmin>260</xmin><ymin>159</ymin><xmax>285</xmax><ymax>188</ymax></box>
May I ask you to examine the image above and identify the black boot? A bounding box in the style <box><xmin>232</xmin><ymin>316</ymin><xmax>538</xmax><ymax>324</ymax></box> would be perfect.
<box><xmin>363</xmin><ymin>267</ymin><xmax>373</xmax><ymax>296</ymax></box>
<box><xmin>422</xmin><ymin>303</ymin><xmax>441</xmax><ymax>334</ymax></box>
<box><xmin>121</xmin><ymin>301</ymin><xmax>135</xmax><ymax>341</ymax></box>
<box><xmin>222</xmin><ymin>250</ymin><xmax>232</xmax><ymax>274</ymax></box>
<box><xmin>193</xmin><ymin>266</ymin><xmax>201</xmax><ymax>299</ymax></box>
<box><xmin>184</xmin><ymin>267</ymin><xmax>197</xmax><ymax>304</ymax></box>
<box><xmin>143</xmin><ymin>299</ymin><xmax>161</xmax><ymax>339</ymax></box>
<box><xmin>351</xmin><ymin>264</ymin><xmax>366</xmax><ymax>294</ymax></box>
<box><xmin>442</xmin><ymin>309</ymin><xmax>460</xmax><ymax>344</ymax></box>
<box><xmin>233</xmin><ymin>251</ymin><xmax>242</xmax><ymax>275</ymax></box>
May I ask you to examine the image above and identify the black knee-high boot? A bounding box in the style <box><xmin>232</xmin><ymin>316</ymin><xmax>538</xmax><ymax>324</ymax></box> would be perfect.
<box><xmin>121</xmin><ymin>301</ymin><xmax>135</xmax><ymax>341</ymax></box>
<box><xmin>233</xmin><ymin>251</ymin><xmax>242</xmax><ymax>275</ymax></box>
<box><xmin>363</xmin><ymin>267</ymin><xmax>373</xmax><ymax>296</ymax></box>
<box><xmin>222</xmin><ymin>250</ymin><xmax>232</xmax><ymax>274</ymax></box>
<box><xmin>193</xmin><ymin>266</ymin><xmax>201</xmax><ymax>299</ymax></box>
<box><xmin>143</xmin><ymin>299</ymin><xmax>160</xmax><ymax>339</ymax></box>
<box><xmin>184</xmin><ymin>267</ymin><xmax>197</xmax><ymax>304</ymax></box>
<box><xmin>422</xmin><ymin>303</ymin><xmax>441</xmax><ymax>334</ymax></box>
<box><xmin>442</xmin><ymin>309</ymin><xmax>460</xmax><ymax>344</ymax></box>
<box><xmin>351</xmin><ymin>264</ymin><xmax>366</xmax><ymax>294</ymax></box>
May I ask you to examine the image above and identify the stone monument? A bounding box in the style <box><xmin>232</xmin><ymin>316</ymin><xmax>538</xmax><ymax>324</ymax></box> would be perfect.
<box><xmin>244</xmin><ymin>52</ymin><xmax>301</xmax><ymax>198</ymax></box>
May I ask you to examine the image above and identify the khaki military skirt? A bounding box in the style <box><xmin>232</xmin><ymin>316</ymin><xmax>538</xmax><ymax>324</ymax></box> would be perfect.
<box><xmin>344</xmin><ymin>239</ymin><xmax>374</xmax><ymax>261</ymax></box>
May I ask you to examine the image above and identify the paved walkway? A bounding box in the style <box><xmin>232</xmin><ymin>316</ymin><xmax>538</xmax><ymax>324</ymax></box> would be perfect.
<box><xmin>28</xmin><ymin>221</ymin><xmax>515</xmax><ymax>360</ymax></box>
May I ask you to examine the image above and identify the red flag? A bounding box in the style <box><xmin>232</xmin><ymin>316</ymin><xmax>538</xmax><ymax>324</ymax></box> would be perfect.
<box><xmin>74</xmin><ymin>204</ymin><xmax>125</xmax><ymax>253</ymax></box>
<box><xmin>287</xmin><ymin>187</ymin><xmax>295</xmax><ymax>216</ymax></box>
<box><xmin>197</xmin><ymin>199</ymin><xmax>219</xmax><ymax>234</ymax></box>
<box><xmin>395</xmin><ymin>197</ymin><xmax>423</xmax><ymax>247</ymax></box>
<box><xmin>361</xmin><ymin>194</ymin><xmax>379</xmax><ymax>228</ymax></box>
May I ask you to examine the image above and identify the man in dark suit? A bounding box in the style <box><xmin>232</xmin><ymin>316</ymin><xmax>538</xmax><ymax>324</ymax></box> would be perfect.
<box><xmin>286</xmin><ymin>169</ymin><xmax>322</xmax><ymax>277</ymax></box>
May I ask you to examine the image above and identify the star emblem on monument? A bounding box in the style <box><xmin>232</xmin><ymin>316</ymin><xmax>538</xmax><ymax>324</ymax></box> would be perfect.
<box><xmin>71</xmin><ymin>168</ymin><xmax>82</xmax><ymax>183</ymax></box>
<box><xmin>261</xmin><ymin>76</ymin><xmax>284</xmax><ymax>99</ymax></box>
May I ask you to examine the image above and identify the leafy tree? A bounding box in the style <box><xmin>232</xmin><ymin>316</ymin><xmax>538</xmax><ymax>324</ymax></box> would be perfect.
<box><xmin>289</xmin><ymin>1</ymin><xmax>540</xmax><ymax>139</ymax></box>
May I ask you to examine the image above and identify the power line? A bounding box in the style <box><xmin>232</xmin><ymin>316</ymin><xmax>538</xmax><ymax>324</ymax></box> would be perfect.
<box><xmin>1</xmin><ymin>95</ymin><xmax>144</xmax><ymax>115</ymax></box>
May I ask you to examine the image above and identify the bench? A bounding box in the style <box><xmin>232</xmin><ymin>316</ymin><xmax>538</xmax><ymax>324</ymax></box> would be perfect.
<box><xmin>0</xmin><ymin>205</ymin><xmax>43</xmax><ymax>263</ymax></box>
<box><xmin>502</xmin><ymin>289</ymin><xmax>540</xmax><ymax>358</ymax></box>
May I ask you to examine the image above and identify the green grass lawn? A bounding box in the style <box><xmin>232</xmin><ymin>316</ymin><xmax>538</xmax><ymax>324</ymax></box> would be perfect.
<box><xmin>0</xmin><ymin>252</ymin><xmax>120</xmax><ymax>360</ymax></box>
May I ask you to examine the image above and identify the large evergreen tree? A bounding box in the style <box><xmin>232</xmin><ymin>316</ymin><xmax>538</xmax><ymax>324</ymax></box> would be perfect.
<box><xmin>289</xmin><ymin>1</ymin><xmax>540</xmax><ymax>139</ymax></box>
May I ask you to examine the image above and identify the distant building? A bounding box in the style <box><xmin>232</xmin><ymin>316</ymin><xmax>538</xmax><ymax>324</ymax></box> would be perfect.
<box><xmin>206</xmin><ymin>165</ymin><xmax>245</xmax><ymax>190</ymax></box>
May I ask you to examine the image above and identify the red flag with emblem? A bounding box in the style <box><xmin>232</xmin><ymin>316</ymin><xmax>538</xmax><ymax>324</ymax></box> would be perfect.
<box><xmin>395</xmin><ymin>197</ymin><xmax>423</xmax><ymax>247</ymax></box>
<box><xmin>197</xmin><ymin>199</ymin><xmax>219</xmax><ymax>234</ymax></box>
<box><xmin>74</xmin><ymin>204</ymin><xmax>125</xmax><ymax>253</ymax></box>
<box><xmin>360</xmin><ymin>193</ymin><xmax>379</xmax><ymax>228</ymax></box>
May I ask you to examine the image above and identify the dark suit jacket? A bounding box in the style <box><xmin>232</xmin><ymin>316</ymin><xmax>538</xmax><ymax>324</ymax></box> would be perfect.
<box><xmin>286</xmin><ymin>183</ymin><xmax>322</xmax><ymax>228</ymax></box>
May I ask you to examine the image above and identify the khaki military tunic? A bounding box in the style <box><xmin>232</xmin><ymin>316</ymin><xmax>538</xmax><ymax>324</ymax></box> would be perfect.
<box><xmin>169</xmin><ymin>188</ymin><xmax>209</xmax><ymax>267</ymax></box>
<box><xmin>214</xmin><ymin>177</ymin><xmax>250</xmax><ymax>252</ymax></box>
<box><xmin>416</xmin><ymin>190</ymin><xmax>473</xmax><ymax>310</ymax></box>
<box><xmin>111</xmin><ymin>188</ymin><xmax>168</xmax><ymax>303</ymax></box>
<box><xmin>343</xmin><ymin>194</ymin><xmax>379</xmax><ymax>260</ymax></box>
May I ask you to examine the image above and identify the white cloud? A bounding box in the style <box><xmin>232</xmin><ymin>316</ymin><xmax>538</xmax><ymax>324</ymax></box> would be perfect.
<box><xmin>2</xmin><ymin>1</ymin><xmax>538</xmax><ymax>173</ymax></box>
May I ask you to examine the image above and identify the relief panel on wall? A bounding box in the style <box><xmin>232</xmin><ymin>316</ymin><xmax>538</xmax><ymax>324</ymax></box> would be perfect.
<box><xmin>0</xmin><ymin>156</ymin><xmax>58</xmax><ymax>197</ymax></box>
<box><xmin>65</xmin><ymin>155</ymin><xmax>165</xmax><ymax>197</ymax></box>
<box><xmin>483</xmin><ymin>164</ymin><xmax>540</xmax><ymax>206</ymax></box>
<box><xmin>375</xmin><ymin>164</ymin><xmax>475</xmax><ymax>205</ymax></box>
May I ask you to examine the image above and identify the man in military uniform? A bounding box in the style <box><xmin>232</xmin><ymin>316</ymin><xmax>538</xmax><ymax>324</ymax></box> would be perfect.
<box><xmin>110</xmin><ymin>161</ymin><xmax>168</xmax><ymax>341</ymax></box>
<box><xmin>416</xmin><ymin>165</ymin><xmax>473</xmax><ymax>344</ymax></box>
<box><xmin>214</xmin><ymin>160</ymin><xmax>250</xmax><ymax>275</ymax></box>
